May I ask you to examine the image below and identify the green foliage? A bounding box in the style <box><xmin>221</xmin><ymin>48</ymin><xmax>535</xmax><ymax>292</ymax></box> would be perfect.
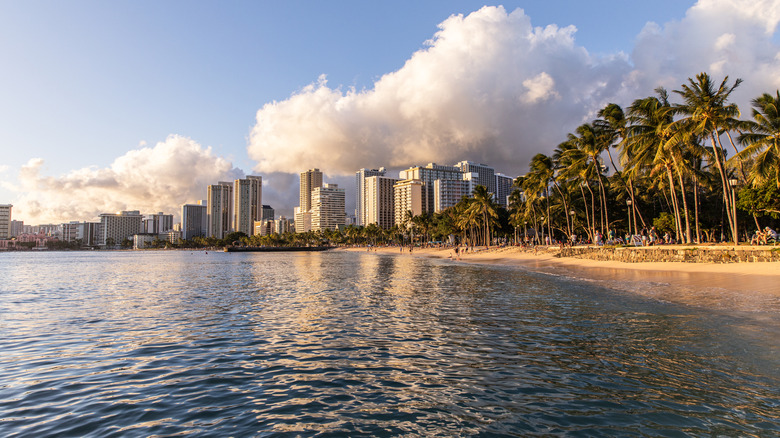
<box><xmin>652</xmin><ymin>212</ymin><xmax>676</xmax><ymax>235</ymax></box>
<box><xmin>737</xmin><ymin>179</ymin><xmax>780</xmax><ymax>218</ymax></box>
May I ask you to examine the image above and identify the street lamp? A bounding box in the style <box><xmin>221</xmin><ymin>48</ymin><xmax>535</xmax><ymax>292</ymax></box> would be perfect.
<box><xmin>626</xmin><ymin>199</ymin><xmax>633</xmax><ymax>237</ymax></box>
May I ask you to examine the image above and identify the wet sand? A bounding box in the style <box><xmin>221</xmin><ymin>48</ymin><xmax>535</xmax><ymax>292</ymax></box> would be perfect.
<box><xmin>339</xmin><ymin>245</ymin><xmax>780</xmax><ymax>313</ymax></box>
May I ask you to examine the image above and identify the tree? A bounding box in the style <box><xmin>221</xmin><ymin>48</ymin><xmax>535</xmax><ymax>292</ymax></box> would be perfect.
<box><xmin>737</xmin><ymin>90</ymin><xmax>780</xmax><ymax>189</ymax></box>
<box><xmin>672</xmin><ymin>72</ymin><xmax>743</xmax><ymax>243</ymax></box>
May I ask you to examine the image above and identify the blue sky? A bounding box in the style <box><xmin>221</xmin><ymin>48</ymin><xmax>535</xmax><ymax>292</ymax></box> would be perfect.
<box><xmin>4</xmin><ymin>0</ymin><xmax>779</xmax><ymax>223</ymax></box>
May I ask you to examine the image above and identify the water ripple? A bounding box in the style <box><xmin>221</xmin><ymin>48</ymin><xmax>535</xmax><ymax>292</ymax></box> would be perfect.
<box><xmin>1</xmin><ymin>251</ymin><xmax>779</xmax><ymax>436</ymax></box>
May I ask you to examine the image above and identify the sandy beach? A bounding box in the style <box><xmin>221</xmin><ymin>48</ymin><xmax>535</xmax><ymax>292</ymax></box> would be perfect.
<box><xmin>339</xmin><ymin>245</ymin><xmax>780</xmax><ymax>313</ymax></box>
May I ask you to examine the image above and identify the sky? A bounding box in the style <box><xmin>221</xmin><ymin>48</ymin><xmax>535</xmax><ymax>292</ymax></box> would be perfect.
<box><xmin>2</xmin><ymin>0</ymin><xmax>779</xmax><ymax>225</ymax></box>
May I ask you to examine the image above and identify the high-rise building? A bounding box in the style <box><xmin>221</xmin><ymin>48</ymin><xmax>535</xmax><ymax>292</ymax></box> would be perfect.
<box><xmin>143</xmin><ymin>212</ymin><xmax>174</xmax><ymax>234</ymax></box>
<box><xmin>495</xmin><ymin>173</ymin><xmax>515</xmax><ymax>207</ymax></box>
<box><xmin>364</xmin><ymin>175</ymin><xmax>398</xmax><ymax>229</ymax></box>
<box><xmin>0</xmin><ymin>204</ymin><xmax>12</xmax><ymax>239</ymax></box>
<box><xmin>293</xmin><ymin>207</ymin><xmax>311</xmax><ymax>233</ymax></box>
<box><xmin>99</xmin><ymin>210</ymin><xmax>143</xmax><ymax>246</ymax></box>
<box><xmin>434</xmin><ymin>174</ymin><xmax>477</xmax><ymax>212</ymax></box>
<box><xmin>297</xmin><ymin>169</ymin><xmax>323</xmax><ymax>233</ymax></box>
<box><xmin>299</xmin><ymin>169</ymin><xmax>323</xmax><ymax>213</ymax></box>
<box><xmin>311</xmin><ymin>183</ymin><xmax>345</xmax><ymax>231</ymax></box>
<box><xmin>62</xmin><ymin>221</ymin><xmax>100</xmax><ymax>246</ymax></box>
<box><xmin>399</xmin><ymin>163</ymin><xmax>462</xmax><ymax>213</ymax></box>
<box><xmin>207</xmin><ymin>181</ymin><xmax>233</xmax><ymax>239</ymax></box>
<box><xmin>234</xmin><ymin>176</ymin><xmax>262</xmax><ymax>236</ymax></box>
<box><xmin>394</xmin><ymin>179</ymin><xmax>427</xmax><ymax>226</ymax></box>
<box><xmin>355</xmin><ymin>167</ymin><xmax>386</xmax><ymax>226</ymax></box>
<box><xmin>262</xmin><ymin>205</ymin><xmax>274</xmax><ymax>221</ymax></box>
<box><xmin>10</xmin><ymin>220</ymin><xmax>23</xmax><ymax>238</ymax></box>
<box><xmin>182</xmin><ymin>201</ymin><xmax>208</xmax><ymax>240</ymax></box>
<box><xmin>455</xmin><ymin>161</ymin><xmax>496</xmax><ymax>195</ymax></box>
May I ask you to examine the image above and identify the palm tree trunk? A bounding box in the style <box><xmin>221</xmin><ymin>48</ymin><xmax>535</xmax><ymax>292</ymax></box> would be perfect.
<box><xmin>711</xmin><ymin>133</ymin><xmax>736</xmax><ymax>243</ymax></box>
<box><xmin>579</xmin><ymin>184</ymin><xmax>593</xmax><ymax>242</ymax></box>
<box><xmin>694</xmin><ymin>178</ymin><xmax>701</xmax><ymax>243</ymax></box>
<box><xmin>586</xmin><ymin>182</ymin><xmax>597</xmax><ymax>238</ymax></box>
<box><xmin>665</xmin><ymin>165</ymin><xmax>682</xmax><ymax>243</ymax></box>
<box><xmin>672</xmin><ymin>156</ymin><xmax>692</xmax><ymax>243</ymax></box>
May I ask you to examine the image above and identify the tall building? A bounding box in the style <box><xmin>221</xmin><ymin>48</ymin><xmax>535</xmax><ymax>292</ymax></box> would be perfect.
<box><xmin>394</xmin><ymin>179</ymin><xmax>427</xmax><ymax>226</ymax></box>
<box><xmin>234</xmin><ymin>176</ymin><xmax>262</xmax><ymax>236</ymax></box>
<box><xmin>455</xmin><ymin>161</ymin><xmax>496</xmax><ymax>195</ymax></box>
<box><xmin>99</xmin><ymin>210</ymin><xmax>143</xmax><ymax>246</ymax></box>
<box><xmin>399</xmin><ymin>163</ymin><xmax>462</xmax><ymax>213</ymax></box>
<box><xmin>182</xmin><ymin>201</ymin><xmax>208</xmax><ymax>240</ymax></box>
<box><xmin>62</xmin><ymin>221</ymin><xmax>100</xmax><ymax>246</ymax></box>
<box><xmin>364</xmin><ymin>175</ymin><xmax>398</xmax><ymax>229</ymax></box>
<box><xmin>434</xmin><ymin>174</ymin><xmax>477</xmax><ymax>212</ymax></box>
<box><xmin>355</xmin><ymin>167</ymin><xmax>386</xmax><ymax>226</ymax></box>
<box><xmin>297</xmin><ymin>169</ymin><xmax>323</xmax><ymax>232</ymax></box>
<box><xmin>495</xmin><ymin>173</ymin><xmax>515</xmax><ymax>207</ymax></box>
<box><xmin>0</xmin><ymin>204</ymin><xmax>11</xmax><ymax>239</ymax></box>
<box><xmin>299</xmin><ymin>169</ymin><xmax>323</xmax><ymax>213</ymax></box>
<box><xmin>10</xmin><ymin>220</ymin><xmax>23</xmax><ymax>238</ymax></box>
<box><xmin>143</xmin><ymin>212</ymin><xmax>174</xmax><ymax>234</ymax></box>
<box><xmin>293</xmin><ymin>207</ymin><xmax>311</xmax><ymax>233</ymax></box>
<box><xmin>207</xmin><ymin>181</ymin><xmax>233</xmax><ymax>239</ymax></box>
<box><xmin>262</xmin><ymin>205</ymin><xmax>274</xmax><ymax>221</ymax></box>
<box><xmin>311</xmin><ymin>183</ymin><xmax>345</xmax><ymax>231</ymax></box>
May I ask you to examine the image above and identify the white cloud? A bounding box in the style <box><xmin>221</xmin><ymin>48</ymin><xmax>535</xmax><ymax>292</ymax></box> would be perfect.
<box><xmin>10</xmin><ymin>135</ymin><xmax>243</xmax><ymax>224</ymax></box>
<box><xmin>248</xmin><ymin>0</ymin><xmax>780</xmax><ymax>184</ymax></box>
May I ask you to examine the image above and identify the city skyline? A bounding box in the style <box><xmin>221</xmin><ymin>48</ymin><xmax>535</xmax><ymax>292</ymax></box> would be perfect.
<box><xmin>4</xmin><ymin>0</ymin><xmax>780</xmax><ymax>225</ymax></box>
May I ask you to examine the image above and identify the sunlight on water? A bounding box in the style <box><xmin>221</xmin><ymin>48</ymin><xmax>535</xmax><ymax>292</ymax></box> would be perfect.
<box><xmin>1</xmin><ymin>251</ymin><xmax>779</xmax><ymax>436</ymax></box>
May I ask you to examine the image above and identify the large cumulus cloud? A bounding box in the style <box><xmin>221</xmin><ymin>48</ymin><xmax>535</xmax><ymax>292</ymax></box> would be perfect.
<box><xmin>248</xmin><ymin>1</ymin><xmax>780</xmax><ymax>179</ymax></box>
<box><xmin>10</xmin><ymin>135</ymin><xmax>243</xmax><ymax>224</ymax></box>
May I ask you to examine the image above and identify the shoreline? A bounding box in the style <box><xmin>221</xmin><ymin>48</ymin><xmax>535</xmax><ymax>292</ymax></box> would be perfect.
<box><xmin>338</xmin><ymin>245</ymin><xmax>780</xmax><ymax>312</ymax></box>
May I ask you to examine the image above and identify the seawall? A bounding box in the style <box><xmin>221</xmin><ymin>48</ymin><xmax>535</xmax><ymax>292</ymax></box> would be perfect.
<box><xmin>557</xmin><ymin>246</ymin><xmax>780</xmax><ymax>263</ymax></box>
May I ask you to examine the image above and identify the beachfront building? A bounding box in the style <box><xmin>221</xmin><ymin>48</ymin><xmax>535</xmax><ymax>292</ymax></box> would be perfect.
<box><xmin>355</xmin><ymin>167</ymin><xmax>386</xmax><ymax>226</ymax></box>
<box><xmin>0</xmin><ymin>204</ymin><xmax>12</xmax><ymax>239</ymax></box>
<box><xmin>61</xmin><ymin>221</ymin><xmax>100</xmax><ymax>246</ymax></box>
<box><xmin>394</xmin><ymin>179</ymin><xmax>427</xmax><ymax>226</ymax></box>
<box><xmin>234</xmin><ymin>176</ymin><xmax>263</xmax><ymax>236</ymax></box>
<box><xmin>455</xmin><ymin>161</ymin><xmax>496</xmax><ymax>195</ymax></box>
<box><xmin>434</xmin><ymin>174</ymin><xmax>478</xmax><ymax>213</ymax></box>
<box><xmin>399</xmin><ymin>163</ymin><xmax>463</xmax><ymax>213</ymax></box>
<box><xmin>311</xmin><ymin>184</ymin><xmax>345</xmax><ymax>231</ymax></box>
<box><xmin>181</xmin><ymin>201</ymin><xmax>208</xmax><ymax>240</ymax></box>
<box><xmin>296</xmin><ymin>169</ymin><xmax>323</xmax><ymax>233</ymax></box>
<box><xmin>364</xmin><ymin>175</ymin><xmax>398</xmax><ymax>229</ymax></box>
<box><xmin>99</xmin><ymin>210</ymin><xmax>143</xmax><ymax>247</ymax></box>
<box><xmin>495</xmin><ymin>173</ymin><xmax>515</xmax><ymax>207</ymax></box>
<box><xmin>143</xmin><ymin>212</ymin><xmax>174</xmax><ymax>234</ymax></box>
<box><xmin>207</xmin><ymin>181</ymin><xmax>233</xmax><ymax>239</ymax></box>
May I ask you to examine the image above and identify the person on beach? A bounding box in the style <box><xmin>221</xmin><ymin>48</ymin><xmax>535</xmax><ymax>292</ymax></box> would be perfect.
<box><xmin>766</xmin><ymin>227</ymin><xmax>778</xmax><ymax>243</ymax></box>
<box><xmin>649</xmin><ymin>227</ymin><xmax>658</xmax><ymax>245</ymax></box>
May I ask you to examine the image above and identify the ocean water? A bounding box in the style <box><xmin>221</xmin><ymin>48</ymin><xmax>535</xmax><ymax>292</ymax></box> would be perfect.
<box><xmin>1</xmin><ymin>250</ymin><xmax>778</xmax><ymax>437</ymax></box>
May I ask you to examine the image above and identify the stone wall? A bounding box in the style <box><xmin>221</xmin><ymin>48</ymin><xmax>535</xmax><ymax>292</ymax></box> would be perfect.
<box><xmin>557</xmin><ymin>246</ymin><xmax>780</xmax><ymax>263</ymax></box>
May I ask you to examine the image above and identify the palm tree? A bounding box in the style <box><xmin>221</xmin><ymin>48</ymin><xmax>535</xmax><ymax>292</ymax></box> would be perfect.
<box><xmin>737</xmin><ymin>90</ymin><xmax>780</xmax><ymax>189</ymax></box>
<box><xmin>672</xmin><ymin>72</ymin><xmax>742</xmax><ymax>243</ymax></box>
<box><xmin>471</xmin><ymin>185</ymin><xmax>499</xmax><ymax>247</ymax></box>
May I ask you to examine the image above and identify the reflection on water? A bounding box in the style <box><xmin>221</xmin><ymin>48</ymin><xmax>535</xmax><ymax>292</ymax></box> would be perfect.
<box><xmin>0</xmin><ymin>250</ymin><xmax>779</xmax><ymax>437</ymax></box>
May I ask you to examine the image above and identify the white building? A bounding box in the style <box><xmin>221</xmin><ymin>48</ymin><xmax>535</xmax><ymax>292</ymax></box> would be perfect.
<box><xmin>143</xmin><ymin>212</ymin><xmax>174</xmax><ymax>234</ymax></box>
<box><xmin>455</xmin><ymin>161</ymin><xmax>496</xmax><ymax>195</ymax></box>
<box><xmin>297</xmin><ymin>169</ymin><xmax>323</xmax><ymax>233</ymax></box>
<box><xmin>394</xmin><ymin>179</ymin><xmax>427</xmax><ymax>225</ymax></box>
<box><xmin>364</xmin><ymin>175</ymin><xmax>398</xmax><ymax>229</ymax></box>
<box><xmin>434</xmin><ymin>174</ymin><xmax>477</xmax><ymax>213</ymax></box>
<box><xmin>181</xmin><ymin>201</ymin><xmax>208</xmax><ymax>240</ymax></box>
<box><xmin>0</xmin><ymin>204</ymin><xmax>11</xmax><ymax>239</ymax></box>
<box><xmin>355</xmin><ymin>167</ymin><xmax>386</xmax><ymax>226</ymax></box>
<box><xmin>99</xmin><ymin>210</ymin><xmax>143</xmax><ymax>246</ymax></box>
<box><xmin>399</xmin><ymin>163</ymin><xmax>463</xmax><ymax>213</ymax></box>
<box><xmin>207</xmin><ymin>181</ymin><xmax>233</xmax><ymax>239</ymax></box>
<box><xmin>234</xmin><ymin>176</ymin><xmax>262</xmax><ymax>236</ymax></box>
<box><xmin>312</xmin><ymin>184</ymin><xmax>345</xmax><ymax>231</ymax></box>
